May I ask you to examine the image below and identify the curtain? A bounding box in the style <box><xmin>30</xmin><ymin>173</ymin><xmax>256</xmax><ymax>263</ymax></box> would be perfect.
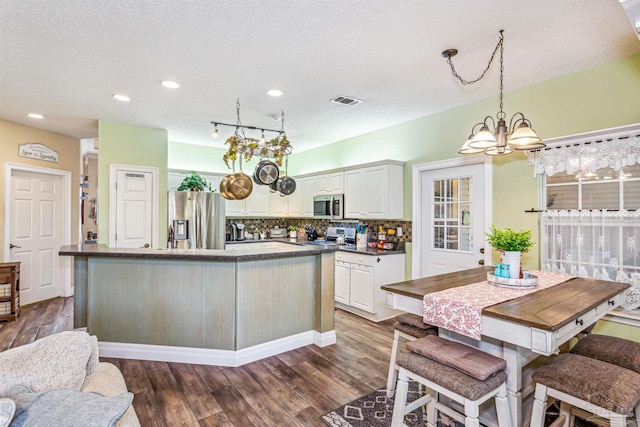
<box><xmin>541</xmin><ymin>209</ymin><xmax>640</xmax><ymax>310</ymax></box>
<box><xmin>529</xmin><ymin>134</ymin><xmax>640</xmax><ymax>176</ymax></box>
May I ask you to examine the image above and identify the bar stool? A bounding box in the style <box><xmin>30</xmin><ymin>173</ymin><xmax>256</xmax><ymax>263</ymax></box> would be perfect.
<box><xmin>385</xmin><ymin>313</ymin><xmax>437</xmax><ymax>397</ymax></box>
<box><xmin>570</xmin><ymin>333</ymin><xmax>640</xmax><ymax>374</ymax></box>
<box><xmin>390</xmin><ymin>335</ymin><xmax>511</xmax><ymax>427</ymax></box>
<box><xmin>530</xmin><ymin>353</ymin><xmax>640</xmax><ymax>427</ymax></box>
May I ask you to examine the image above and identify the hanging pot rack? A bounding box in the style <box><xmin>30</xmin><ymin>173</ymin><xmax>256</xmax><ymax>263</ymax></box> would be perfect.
<box><xmin>218</xmin><ymin>100</ymin><xmax>293</xmax><ymax>169</ymax></box>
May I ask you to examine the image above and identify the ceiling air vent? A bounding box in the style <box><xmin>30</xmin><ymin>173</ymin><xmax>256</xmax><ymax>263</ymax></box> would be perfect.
<box><xmin>331</xmin><ymin>96</ymin><xmax>362</xmax><ymax>106</ymax></box>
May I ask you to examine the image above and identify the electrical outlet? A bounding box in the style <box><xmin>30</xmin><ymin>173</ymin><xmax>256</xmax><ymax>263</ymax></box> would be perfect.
<box><xmin>397</xmin><ymin>227</ymin><xmax>403</xmax><ymax>237</ymax></box>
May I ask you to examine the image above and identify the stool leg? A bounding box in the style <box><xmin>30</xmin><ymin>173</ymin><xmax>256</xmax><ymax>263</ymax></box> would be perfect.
<box><xmin>530</xmin><ymin>384</ymin><xmax>548</xmax><ymax>427</ymax></box>
<box><xmin>559</xmin><ymin>401</ymin><xmax>571</xmax><ymax>427</ymax></box>
<box><xmin>391</xmin><ymin>368</ymin><xmax>409</xmax><ymax>427</ymax></box>
<box><xmin>494</xmin><ymin>383</ymin><xmax>511</xmax><ymax>427</ymax></box>
<box><xmin>609</xmin><ymin>416</ymin><xmax>626</xmax><ymax>427</ymax></box>
<box><xmin>463</xmin><ymin>399</ymin><xmax>481</xmax><ymax>427</ymax></box>
<box><xmin>386</xmin><ymin>330</ymin><xmax>402</xmax><ymax>398</ymax></box>
<box><xmin>426</xmin><ymin>391</ymin><xmax>437</xmax><ymax>427</ymax></box>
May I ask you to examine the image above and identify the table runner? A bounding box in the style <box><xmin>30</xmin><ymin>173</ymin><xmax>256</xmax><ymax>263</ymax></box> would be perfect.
<box><xmin>422</xmin><ymin>270</ymin><xmax>574</xmax><ymax>339</ymax></box>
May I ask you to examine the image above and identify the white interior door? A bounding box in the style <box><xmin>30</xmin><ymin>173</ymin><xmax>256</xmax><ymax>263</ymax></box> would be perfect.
<box><xmin>115</xmin><ymin>170</ymin><xmax>153</xmax><ymax>248</ymax></box>
<box><xmin>10</xmin><ymin>170</ymin><xmax>62</xmax><ymax>304</ymax></box>
<box><xmin>419</xmin><ymin>163</ymin><xmax>486</xmax><ymax>277</ymax></box>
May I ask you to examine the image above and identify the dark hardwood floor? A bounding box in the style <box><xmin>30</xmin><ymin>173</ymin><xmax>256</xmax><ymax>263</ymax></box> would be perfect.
<box><xmin>0</xmin><ymin>297</ymin><xmax>398</xmax><ymax>426</ymax></box>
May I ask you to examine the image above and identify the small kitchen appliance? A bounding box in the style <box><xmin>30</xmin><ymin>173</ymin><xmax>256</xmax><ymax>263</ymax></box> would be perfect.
<box><xmin>313</xmin><ymin>194</ymin><xmax>344</xmax><ymax>219</ymax></box>
<box><xmin>230</xmin><ymin>222</ymin><xmax>246</xmax><ymax>241</ymax></box>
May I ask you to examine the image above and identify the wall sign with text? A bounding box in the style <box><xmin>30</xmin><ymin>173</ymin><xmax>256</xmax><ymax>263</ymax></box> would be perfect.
<box><xmin>18</xmin><ymin>143</ymin><xmax>59</xmax><ymax>163</ymax></box>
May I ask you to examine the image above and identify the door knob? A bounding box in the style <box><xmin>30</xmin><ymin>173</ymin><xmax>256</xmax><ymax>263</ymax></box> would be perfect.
<box><xmin>478</xmin><ymin>259</ymin><xmax>485</xmax><ymax>265</ymax></box>
<box><xmin>141</xmin><ymin>243</ymin><xmax>150</xmax><ymax>248</ymax></box>
<box><xmin>479</xmin><ymin>248</ymin><xmax>485</xmax><ymax>254</ymax></box>
<box><xmin>9</xmin><ymin>243</ymin><xmax>21</xmax><ymax>249</ymax></box>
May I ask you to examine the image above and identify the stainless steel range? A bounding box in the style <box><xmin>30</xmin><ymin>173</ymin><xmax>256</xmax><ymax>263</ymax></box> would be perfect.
<box><xmin>325</xmin><ymin>226</ymin><xmax>356</xmax><ymax>246</ymax></box>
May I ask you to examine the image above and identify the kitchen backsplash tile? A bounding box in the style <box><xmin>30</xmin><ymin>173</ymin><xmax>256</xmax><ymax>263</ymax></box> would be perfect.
<box><xmin>226</xmin><ymin>217</ymin><xmax>412</xmax><ymax>243</ymax></box>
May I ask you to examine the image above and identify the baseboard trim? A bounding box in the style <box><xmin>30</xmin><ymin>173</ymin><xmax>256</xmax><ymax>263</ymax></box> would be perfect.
<box><xmin>99</xmin><ymin>329</ymin><xmax>336</xmax><ymax>367</ymax></box>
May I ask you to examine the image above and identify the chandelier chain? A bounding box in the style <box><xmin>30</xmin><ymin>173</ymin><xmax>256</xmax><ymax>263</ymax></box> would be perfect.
<box><xmin>497</xmin><ymin>32</ymin><xmax>505</xmax><ymax>120</ymax></box>
<box><xmin>446</xmin><ymin>30</ymin><xmax>504</xmax><ymax>86</ymax></box>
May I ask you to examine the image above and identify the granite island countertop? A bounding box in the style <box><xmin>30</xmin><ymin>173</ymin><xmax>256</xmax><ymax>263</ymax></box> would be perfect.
<box><xmin>59</xmin><ymin>242</ymin><xmax>337</xmax><ymax>262</ymax></box>
<box><xmin>227</xmin><ymin>238</ymin><xmax>406</xmax><ymax>256</ymax></box>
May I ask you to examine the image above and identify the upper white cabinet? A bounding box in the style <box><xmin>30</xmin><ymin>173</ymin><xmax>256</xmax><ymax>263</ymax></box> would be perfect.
<box><xmin>316</xmin><ymin>172</ymin><xmax>344</xmax><ymax>194</ymax></box>
<box><xmin>269</xmin><ymin>187</ymin><xmax>289</xmax><ymax>216</ymax></box>
<box><xmin>287</xmin><ymin>180</ymin><xmax>303</xmax><ymax>217</ymax></box>
<box><xmin>301</xmin><ymin>176</ymin><xmax>318</xmax><ymax>217</ymax></box>
<box><xmin>344</xmin><ymin>163</ymin><xmax>403</xmax><ymax>219</ymax></box>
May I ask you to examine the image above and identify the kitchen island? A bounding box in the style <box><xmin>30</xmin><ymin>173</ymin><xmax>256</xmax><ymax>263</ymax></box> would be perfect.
<box><xmin>59</xmin><ymin>242</ymin><xmax>337</xmax><ymax>366</ymax></box>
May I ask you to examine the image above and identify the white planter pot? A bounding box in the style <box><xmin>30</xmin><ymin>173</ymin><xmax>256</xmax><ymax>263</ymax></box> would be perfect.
<box><xmin>501</xmin><ymin>251</ymin><xmax>521</xmax><ymax>279</ymax></box>
<box><xmin>289</xmin><ymin>231</ymin><xmax>297</xmax><ymax>239</ymax></box>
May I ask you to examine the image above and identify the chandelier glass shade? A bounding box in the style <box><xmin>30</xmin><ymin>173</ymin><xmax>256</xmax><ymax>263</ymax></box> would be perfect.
<box><xmin>443</xmin><ymin>31</ymin><xmax>545</xmax><ymax>156</ymax></box>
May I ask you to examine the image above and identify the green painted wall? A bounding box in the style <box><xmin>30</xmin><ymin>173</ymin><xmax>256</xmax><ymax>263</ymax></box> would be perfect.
<box><xmin>168</xmin><ymin>142</ymin><xmax>228</xmax><ymax>174</ymax></box>
<box><xmin>97</xmin><ymin>121</ymin><xmax>168</xmax><ymax>245</ymax></box>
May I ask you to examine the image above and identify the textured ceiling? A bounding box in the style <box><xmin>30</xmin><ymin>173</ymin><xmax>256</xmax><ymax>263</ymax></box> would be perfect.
<box><xmin>1</xmin><ymin>0</ymin><xmax>638</xmax><ymax>153</ymax></box>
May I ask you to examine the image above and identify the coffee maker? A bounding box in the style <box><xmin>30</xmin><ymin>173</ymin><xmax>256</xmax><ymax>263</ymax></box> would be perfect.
<box><xmin>230</xmin><ymin>222</ymin><xmax>245</xmax><ymax>241</ymax></box>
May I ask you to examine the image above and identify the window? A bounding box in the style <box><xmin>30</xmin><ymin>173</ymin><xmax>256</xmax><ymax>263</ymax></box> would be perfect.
<box><xmin>545</xmin><ymin>164</ymin><xmax>640</xmax><ymax>211</ymax></box>
<box><xmin>535</xmin><ymin>127</ymin><xmax>640</xmax><ymax>324</ymax></box>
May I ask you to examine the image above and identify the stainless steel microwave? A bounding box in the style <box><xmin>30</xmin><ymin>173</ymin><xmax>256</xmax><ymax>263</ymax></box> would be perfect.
<box><xmin>313</xmin><ymin>194</ymin><xmax>344</xmax><ymax>219</ymax></box>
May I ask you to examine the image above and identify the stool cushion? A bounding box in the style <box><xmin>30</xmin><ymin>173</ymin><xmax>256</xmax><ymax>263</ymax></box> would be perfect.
<box><xmin>397</xmin><ymin>352</ymin><xmax>507</xmax><ymax>401</ymax></box>
<box><xmin>406</xmin><ymin>335</ymin><xmax>506</xmax><ymax>381</ymax></box>
<box><xmin>396</xmin><ymin>313</ymin><xmax>436</xmax><ymax>330</ymax></box>
<box><xmin>570</xmin><ymin>334</ymin><xmax>640</xmax><ymax>374</ymax></box>
<box><xmin>393</xmin><ymin>322</ymin><xmax>437</xmax><ymax>339</ymax></box>
<box><xmin>532</xmin><ymin>353</ymin><xmax>640</xmax><ymax>415</ymax></box>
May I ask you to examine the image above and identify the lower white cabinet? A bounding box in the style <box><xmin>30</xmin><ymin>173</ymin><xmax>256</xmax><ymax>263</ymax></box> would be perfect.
<box><xmin>334</xmin><ymin>251</ymin><xmax>405</xmax><ymax>322</ymax></box>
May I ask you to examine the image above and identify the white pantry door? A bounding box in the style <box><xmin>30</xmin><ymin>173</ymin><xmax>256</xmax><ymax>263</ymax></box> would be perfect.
<box><xmin>10</xmin><ymin>170</ymin><xmax>62</xmax><ymax>304</ymax></box>
<box><xmin>114</xmin><ymin>170</ymin><xmax>153</xmax><ymax>248</ymax></box>
<box><xmin>419</xmin><ymin>163</ymin><xmax>486</xmax><ymax>277</ymax></box>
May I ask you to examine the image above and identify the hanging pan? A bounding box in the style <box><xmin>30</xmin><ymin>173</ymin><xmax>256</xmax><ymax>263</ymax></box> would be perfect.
<box><xmin>228</xmin><ymin>157</ymin><xmax>253</xmax><ymax>200</ymax></box>
<box><xmin>253</xmin><ymin>159</ymin><xmax>279</xmax><ymax>185</ymax></box>
<box><xmin>275</xmin><ymin>156</ymin><xmax>296</xmax><ymax>196</ymax></box>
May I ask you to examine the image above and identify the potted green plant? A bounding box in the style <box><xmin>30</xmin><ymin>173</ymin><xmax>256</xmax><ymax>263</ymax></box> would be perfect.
<box><xmin>177</xmin><ymin>172</ymin><xmax>213</xmax><ymax>192</ymax></box>
<box><xmin>485</xmin><ymin>226</ymin><xmax>534</xmax><ymax>279</ymax></box>
<box><xmin>287</xmin><ymin>225</ymin><xmax>299</xmax><ymax>239</ymax></box>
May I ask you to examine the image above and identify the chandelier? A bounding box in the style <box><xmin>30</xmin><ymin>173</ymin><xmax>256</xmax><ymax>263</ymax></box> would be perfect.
<box><xmin>442</xmin><ymin>30</ymin><xmax>546</xmax><ymax>156</ymax></box>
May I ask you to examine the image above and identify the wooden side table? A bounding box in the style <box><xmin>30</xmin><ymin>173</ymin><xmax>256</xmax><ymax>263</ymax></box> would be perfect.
<box><xmin>0</xmin><ymin>262</ymin><xmax>20</xmax><ymax>321</ymax></box>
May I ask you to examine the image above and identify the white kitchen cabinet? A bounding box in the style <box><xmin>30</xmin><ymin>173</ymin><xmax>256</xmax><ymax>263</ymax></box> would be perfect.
<box><xmin>287</xmin><ymin>179</ymin><xmax>303</xmax><ymax>217</ymax></box>
<box><xmin>344</xmin><ymin>169</ymin><xmax>363</xmax><ymax>218</ymax></box>
<box><xmin>168</xmin><ymin>171</ymin><xmax>188</xmax><ymax>191</ymax></box>
<box><xmin>349</xmin><ymin>264</ymin><xmax>375</xmax><ymax>313</ymax></box>
<box><xmin>334</xmin><ymin>251</ymin><xmax>405</xmax><ymax>322</ymax></box>
<box><xmin>344</xmin><ymin>163</ymin><xmax>403</xmax><ymax>219</ymax></box>
<box><xmin>269</xmin><ymin>188</ymin><xmax>289</xmax><ymax>216</ymax></box>
<box><xmin>317</xmin><ymin>172</ymin><xmax>344</xmax><ymax>194</ymax></box>
<box><xmin>227</xmin><ymin>183</ymin><xmax>271</xmax><ymax>217</ymax></box>
<box><xmin>334</xmin><ymin>260</ymin><xmax>351</xmax><ymax>305</ymax></box>
<box><xmin>301</xmin><ymin>176</ymin><xmax>318</xmax><ymax>217</ymax></box>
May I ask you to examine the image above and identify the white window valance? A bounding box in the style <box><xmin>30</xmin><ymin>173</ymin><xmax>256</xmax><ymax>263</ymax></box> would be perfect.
<box><xmin>541</xmin><ymin>209</ymin><xmax>640</xmax><ymax>311</ymax></box>
<box><xmin>527</xmin><ymin>125</ymin><xmax>640</xmax><ymax>177</ymax></box>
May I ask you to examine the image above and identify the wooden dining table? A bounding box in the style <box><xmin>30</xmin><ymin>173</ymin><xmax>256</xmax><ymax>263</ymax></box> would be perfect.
<box><xmin>381</xmin><ymin>266</ymin><xmax>630</xmax><ymax>427</ymax></box>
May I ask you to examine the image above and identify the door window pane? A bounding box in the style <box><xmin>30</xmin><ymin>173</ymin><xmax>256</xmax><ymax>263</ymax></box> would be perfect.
<box><xmin>432</xmin><ymin>177</ymin><xmax>473</xmax><ymax>252</ymax></box>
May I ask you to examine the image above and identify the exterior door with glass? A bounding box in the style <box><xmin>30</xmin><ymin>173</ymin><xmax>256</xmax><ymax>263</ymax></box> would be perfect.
<box><xmin>419</xmin><ymin>163</ymin><xmax>486</xmax><ymax>277</ymax></box>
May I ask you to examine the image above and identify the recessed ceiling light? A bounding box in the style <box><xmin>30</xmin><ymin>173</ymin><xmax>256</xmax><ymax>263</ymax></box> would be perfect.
<box><xmin>161</xmin><ymin>80</ymin><xmax>180</xmax><ymax>89</ymax></box>
<box><xmin>27</xmin><ymin>113</ymin><xmax>45</xmax><ymax>119</ymax></box>
<box><xmin>267</xmin><ymin>89</ymin><xmax>283</xmax><ymax>97</ymax></box>
<box><xmin>113</xmin><ymin>94</ymin><xmax>131</xmax><ymax>102</ymax></box>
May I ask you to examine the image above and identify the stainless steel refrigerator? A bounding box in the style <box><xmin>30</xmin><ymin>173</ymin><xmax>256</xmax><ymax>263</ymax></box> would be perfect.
<box><xmin>167</xmin><ymin>191</ymin><xmax>226</xmax><ymax>249</ymax></box>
